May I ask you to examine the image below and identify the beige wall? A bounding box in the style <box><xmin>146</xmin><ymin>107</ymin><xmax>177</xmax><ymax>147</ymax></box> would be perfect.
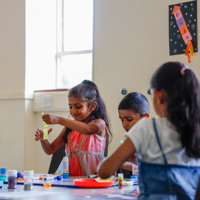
<box><xmin>0</xmin><ymin>0</ymin><xmax>199</xmax><ymax>173</ymax></box>
<box><xmin>0</xmin><ymin>0</ymin><xmax>57</xmax><ymax>173</ymax></box>
<box><xmin>93</xmin><ymin>0</ymin><xmax>200</xmax><ymax>154</ymax></box>
<box><xmin>0</xmin><ymin>0</ymin><xmax>26</xmax><ymax>171</ymax></box>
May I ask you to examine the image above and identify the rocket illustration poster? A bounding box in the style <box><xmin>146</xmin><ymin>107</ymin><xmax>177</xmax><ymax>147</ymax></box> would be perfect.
<box><xmin>169</xmin><ymin>1</ymin><xmax>197</xmax><ymax>55</ymax></box>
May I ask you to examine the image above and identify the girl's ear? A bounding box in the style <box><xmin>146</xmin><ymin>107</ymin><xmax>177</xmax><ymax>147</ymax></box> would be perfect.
<box><xmin>154</xmin><ymin>90</ymin><xmax>165</xmax><ymax>104</ymax></box>
<box><xmin>89</xmin><ymin>102</ymin><xmax>97</xmax><ymax>111</ymax></box>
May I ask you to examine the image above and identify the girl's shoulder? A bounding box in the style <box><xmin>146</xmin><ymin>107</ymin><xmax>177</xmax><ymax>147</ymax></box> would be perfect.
<box><xmin>89</xmin><ymin>118</ymin><xmax>106</xmax><ymax>126</ymax></box>
<box><xmin>138</xmin><ymin>117</ymin><xmax>170</xmax><ymax>127</ymax></box>
<box><xmin>127</xmin><ymin>117</ymin><xmax>170</xmax><ymax>138</ymax></box>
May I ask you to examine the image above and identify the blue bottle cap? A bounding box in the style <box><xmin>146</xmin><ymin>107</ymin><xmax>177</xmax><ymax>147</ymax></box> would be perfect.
<box><xmin>17</xmin><ymin>172</ymin><xmax>23</xmax><ymax>178</ymax></box>
<box><xmin>131</xmin><ymin>174</ymin><xmax>138</xmax><ymax>179</ymax></box>
<box><xmin>63</xmin><ymin>173</ymin><xmax>69</xmax><ymax>179</ymax></box>
<box><xmin>57</xmin><ymin>175</ymin><xmax>62</xmax><ymax>181</ymax></box>
<box><xmin>0</xmin><ymin>168</ymin><xmax>6</xmax><ymax>175</ymax></box>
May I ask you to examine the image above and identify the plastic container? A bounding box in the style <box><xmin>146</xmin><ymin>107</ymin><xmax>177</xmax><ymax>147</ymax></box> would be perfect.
<box><xmin>7</xmin><ymin>170</ymin><xmax>17</xmax><ymax>189</ymax></box>
<box><xmin>131</xmin><ymin>164</ymin><xmax>138</xmax><ymax>185</ymax></box>
<box><xmin>63</xmin><ymin>156</ymin><xmax>69</xmax><ymax>180</ymax></box>
<box><xmin>0</xmin><ymin>168</ymin><xmax>7</xmax><ymax>188</ymax></box>
<box><xmin>24</xmin><ymin>170</ymin><xmax>34</xmax><ymax>190</ymax></box>
<box><xmin>74</xmin><ymin>178</ymin><xmax>115</xmax><ymax>187</ymax></box>
<box><xmin>118</xmin><ymin>173</ymin><xmax>124</xmax><ymax>189</ymax></box>
<box><xmin>0</xmin><ymin>168</ymin><xmax>6</xmax><ymax>175</ymax></box>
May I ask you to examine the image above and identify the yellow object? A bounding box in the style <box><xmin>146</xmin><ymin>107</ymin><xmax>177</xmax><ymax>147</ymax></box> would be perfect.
<box><xmin>42</xmin><ymin>112</ymin><xmax>48</xmax><ymax>140</ymax></box>
<box><xmin>95</xmin><ymin>175</ymin><xmax>114</xmax><ymax>182</ymax></box>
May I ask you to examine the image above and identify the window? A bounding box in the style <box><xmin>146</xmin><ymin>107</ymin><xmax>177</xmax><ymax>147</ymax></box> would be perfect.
<box><xmin>56</xmin><ymin>0</ymin><xmax>93</xmax><ymax>89</ymax></box>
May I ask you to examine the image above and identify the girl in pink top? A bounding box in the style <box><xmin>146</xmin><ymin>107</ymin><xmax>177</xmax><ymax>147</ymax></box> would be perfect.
<box><xmin>35</xmin><ymin>80</ymin><xmax>112</xmax><ymax>176</ymax></box>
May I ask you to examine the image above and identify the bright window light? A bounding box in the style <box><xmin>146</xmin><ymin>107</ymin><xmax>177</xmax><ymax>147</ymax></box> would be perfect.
<box><xmin>57</xmin><ymin>0</ymin><xmax>93</xmax><ymax>89</ymax></box>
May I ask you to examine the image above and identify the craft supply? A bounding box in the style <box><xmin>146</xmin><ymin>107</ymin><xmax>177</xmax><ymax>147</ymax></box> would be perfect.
<box><xmin>42</xmin><ymin>112</ymin><xmax>48</xmax><ymax>140</ymax></box>
<box><xmin>17</xmin><ymin>171</ymin><xmax>24</xmax><ymax>181</ymax></box>
<box><xmin>95</xmin><ymin>176</ymin><xmax>115</xmax><ymax>182</ymax></box>
<box><xmin>0</xmin><ymin>168</ymin><xmax>6</xmax><ymax>175</ymax></box>
<box><xmin>0</xmin><ymin>168</ymin><xmax>6</xmax><ymax>188</ymax></box>
<box><xmin>118</xmin><ymin>173</ymin><xmax>124</xmax><ymax>189</ymax></box>
<box><xmin>122</xmin><ymin>180</ymin><xmax>134</xmax><ymax>186</ymax></box>
<box><xmin>7</xmin><ymin>170</ymin><xmax>17</xmax><ymax>189</ymax></box>
<box><xmin>43</xmin><ymin>182</ymin><xmax>52</xmax><ymax>187</ymax></box>
<box><xmin>0</xmin><ymin>176</ymin><xmax>6</xmax><ymax>189</ymax></box>
<box><xmin>74</xmin><ymin>178</ymin><xmax>115</xmax><ymax>187</ymax></box>
<box><xmin>63</xmin><ymin>156</ymin><xmax>69</xmax><ymax>180</ymax></box>
<box><xmin>24</xmin><ymin>171</ymin><xmax>33</xmax><ymax>190</ymax></box>
<box><xmin>131</xmin><ymin>164</ymin><xmax>138</xmax><ymax>185</ymax></box>
<box><xmin>88</xmin><ymin>174</ymin><xmax>97</xmax><ymax>178</ymax></box>
<box><xmin>34</xmin><ymin>174</ymin><xmax>57</xmax><ymax>181</ymax></box>
<box><xmin>17</xmin><ymin>172</ymin><xmax>23</xmax><ymax>179</ymax></box>
<box><xmin>56</xmin><ymin>175</ymin><xmax>62</xmax><ymax>181</ymax></box>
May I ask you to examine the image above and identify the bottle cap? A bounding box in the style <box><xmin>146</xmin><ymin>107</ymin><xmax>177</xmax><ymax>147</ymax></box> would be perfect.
<box><xmin>7</xmin><ymin>170</ymin><xmax>17</xmax><ymax>177</ymax></box>
<box><xmin>118</xmin><ymin>173</ymin><xmax>123</xmax><ymax>178</ymax></box>
<box><xmin>0</xmin><ymin>168</ymin><xmax>6</xmax><ymax>175</ymax></box>
<box><xmin>24</xmin><ymin>170</ymin><xmax>34</xmax><ymax>177</ymax></box>
<box><xmin>131</xmin><ymin>174</ymin><xmax>138</xmax><ymax>179</ymax></box>
<box><xmin>63</xmin><ymin>173</ymin><xmax>69</xmax><ymax>179</ymax></box>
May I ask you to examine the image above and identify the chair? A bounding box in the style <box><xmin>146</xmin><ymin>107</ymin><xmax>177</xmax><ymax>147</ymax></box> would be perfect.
<box><xmin>48</xmin><ymin>144</ymin><xmax>66</xmax><ymax>174</ymax></box>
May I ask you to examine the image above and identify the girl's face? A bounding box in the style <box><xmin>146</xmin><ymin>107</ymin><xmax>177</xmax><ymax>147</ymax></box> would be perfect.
<box><xmin>118</xmin><ymin>109</ymin><xmax>144</xmax><ymax>132</ymax></box>
<box><xmin>68</xmin><ymin>96</ymin><xmax>93</xmax><ymax>123</ymax></box>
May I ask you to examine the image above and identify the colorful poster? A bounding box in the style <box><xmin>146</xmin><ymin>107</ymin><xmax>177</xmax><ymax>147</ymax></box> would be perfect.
<box><xmin>169</xmin><ymin>1</ymin><xmax>197</xmax><ymax>55</ymax></box>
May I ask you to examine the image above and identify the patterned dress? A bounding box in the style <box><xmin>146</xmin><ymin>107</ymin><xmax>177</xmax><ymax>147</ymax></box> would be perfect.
<box><xmin>66</xmin><ymin>130</ymin><xmax>106</xmax><ymax>176</ymax></box>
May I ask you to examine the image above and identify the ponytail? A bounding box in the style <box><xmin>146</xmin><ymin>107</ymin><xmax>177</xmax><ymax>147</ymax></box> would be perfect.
<box><xmin>151</xmin><ymin>62</ymin><xmax>200</xmax><ymax>157</ymax></box>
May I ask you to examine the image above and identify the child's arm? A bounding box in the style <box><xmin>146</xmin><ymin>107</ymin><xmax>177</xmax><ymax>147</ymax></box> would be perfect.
<box><xmin>121</xmin><ymin>161</ymin><xmax>132</xmax><ymax>171</ymax></box>
<box><xmin>35</xmin><ymin>127</ymin><xmax>66</xmax><ymax>155</ymax></box>
<box><xmin>97</xmin><ymin>137</ymin><xmax>136</xmax><ymax>179</ymax></box>
<box><xmin>42</xmin><ymin>114</ymin><xmax>106</xmax><ymax>136</ymax></box>
<box><xmin>121</xmin><ymin>154</ymin><xmax>137</xmax><ymax>171</ymax></box>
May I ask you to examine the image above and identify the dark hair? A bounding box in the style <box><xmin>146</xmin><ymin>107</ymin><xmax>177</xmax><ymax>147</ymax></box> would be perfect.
<box><xmin>118</xmin><ymin>92</ymin><xmax>150</xmax><ymax>115</ymax></box>
<box><xmin>63</xmin><ymin>80</ymin><xmax>112</xmax><ymax>155</ymax></box>
<box><xmin>151</xmin><ymin>61</ymin><xmax>200</xmax><ymax>158</ymax></box>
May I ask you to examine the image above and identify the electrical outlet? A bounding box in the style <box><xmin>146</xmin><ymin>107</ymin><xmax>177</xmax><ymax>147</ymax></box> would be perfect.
<box><xmin>43</xmin><ymin>96</ymin><xmax>52</xmax><ymax>108</ymax></box>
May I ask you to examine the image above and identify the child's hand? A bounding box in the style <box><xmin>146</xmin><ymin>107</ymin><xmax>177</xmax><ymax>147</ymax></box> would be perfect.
<box><xmin>129</xmin><ymin>154</ymin><xmax>137</xmax><ymax>164</ymax></box>
<box><xmin>42</xmin><ymin>114</ymin><xmax>60</xmax><ymax>124</ymax></box>
<box><xmin>35</xmin><ymin>128</ymin><xmax>53</xmax><ymax>141</ymax></box>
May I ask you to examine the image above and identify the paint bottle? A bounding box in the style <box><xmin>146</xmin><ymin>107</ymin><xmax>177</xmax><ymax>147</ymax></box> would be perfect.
<box><xmin>24</xmin><ymin>170</ymin><xmax>34</xmax><ymax>190</ymax></box>
<box><xmin>118</xmin><ymin>173</ymin><xmax>124</xmax><ymax>189</ymax></box>
<box><xmin>7</xmin><ymin>170</ymin><xmax>17</xmax><ymax>189</ymax></box>
<box><xmin>130</xmin><ymin>164</ymin><xmax>138</xmax><ymax>185</ymax></box>
<box><xmin>63</xmin><ymin>156</ymin><xmax>69</xmax><ymax>180</ymax></box>
<box><xmin>0</xmin><ymin>168</ymin><xmax>6</xmax><ymax>189</ymax></box>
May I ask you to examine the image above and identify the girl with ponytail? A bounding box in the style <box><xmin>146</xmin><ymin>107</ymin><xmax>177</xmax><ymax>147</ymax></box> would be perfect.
<box><xmin>35</xmin><ymin>80</ymin><xmax>112</xmax><ymax>176</ymax></box>
<box><xmin>98</xmin><ymin>62</ymin><xmax>200</xmax><ymax>199</ymax></box>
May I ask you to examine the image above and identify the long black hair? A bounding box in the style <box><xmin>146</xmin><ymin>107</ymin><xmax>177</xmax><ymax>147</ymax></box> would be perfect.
<box><xmin>151</xmin><ymin>61</ymin><xmax>200</xmax><ymax>158</ymax></box>
<box><xmin>63</xmin><ymin>80</ymin><xmax>112</xmax><ymax>156</ymax></box>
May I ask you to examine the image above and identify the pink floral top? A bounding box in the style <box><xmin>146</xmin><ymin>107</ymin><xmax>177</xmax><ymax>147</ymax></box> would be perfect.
<box><xmin>66</xmin><ymin>130</ymin><xmax>106</xmax><ymax>176</ymax></box>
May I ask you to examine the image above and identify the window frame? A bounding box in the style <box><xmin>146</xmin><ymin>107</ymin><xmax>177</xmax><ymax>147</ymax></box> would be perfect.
<box><xmin>56</xmin><ymin>0</ymin><xmax>94</xmax><ymax>89</ymax></box>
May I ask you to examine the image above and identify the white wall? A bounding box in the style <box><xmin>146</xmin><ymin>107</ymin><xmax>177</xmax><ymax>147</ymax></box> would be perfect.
<box><xmin>93</xmin><ymin>0</ymin><xmax>200</xmax><ymax>154</ymax></box>
<box><xmin>0</xmin><ymin>0</ymin><xmax>199</xmax><ymax>173</ymax></box>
